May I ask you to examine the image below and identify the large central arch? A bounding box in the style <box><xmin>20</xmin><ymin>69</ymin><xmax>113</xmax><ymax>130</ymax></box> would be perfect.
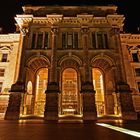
<box><xmin>91</xmin><ymin>55</ymin><xmax>119</xmax><ymax>117</ymax></box>
<box><xmin>61</xmin><ymin>68</ymin><xmax>78</xmax><ymax>115</ymax></box>
<box><xmin>21</xmin><ymin>55</ymin><xmax>50</xmax><ymax>117</ymax></box>
<box><xmin>58</xmin><ymin>56</ymin><xmax>82</xmax><ymax>117</ymax></box>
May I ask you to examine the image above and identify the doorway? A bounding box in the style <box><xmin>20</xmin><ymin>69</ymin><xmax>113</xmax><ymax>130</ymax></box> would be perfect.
<box><xmin>34</xmin><ymin>68</ymin><xmax>48</xmax><ymax>116</ymax></box>
<box><xmin>61</xmin><ymin>68</ymin><xmax>79</xmax><ymax>115</ymax></box>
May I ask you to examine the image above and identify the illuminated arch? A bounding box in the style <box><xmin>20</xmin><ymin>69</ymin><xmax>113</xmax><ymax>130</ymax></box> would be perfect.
<box><xmin>58</xmin><ymin>54</ymin><xmax>82</xmax><ymax>67</ymax></box>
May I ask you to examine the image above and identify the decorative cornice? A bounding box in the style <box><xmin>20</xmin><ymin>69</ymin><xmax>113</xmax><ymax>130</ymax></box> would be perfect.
<box><xmin>92</xmin><ymin>17</ymin><xmax>108</xmax><ymax>24</ymax></box>
<box><xmin>107</xmin><ymin>15</ymin><xmax>125</xmax><ymax>28</ymax></box>
<box><xmin>0</xmin><ymin>34</ymin><xmax>20</xmax><ymax>42</ymax></box>
<box><xmin>15</xmin><ymin>15</ymin><xmax>33</xmax><ymax>28</ymax></box>
<box><xmin>14</xmin><ymin>14</ymin><xmax>125</xmax><ymax>28</ymax></box>
<box><xmin>120</xmin><ymin>34</ymin><xmax>140</xmax><ymax>44</ymax></box>
<box><xmin>47</xmin><ymin>14</ymin><xmax>63</xmax><ymax>24</ymax></box>
<box><xmin>77</xmin><ymin>14</ymin><xmax>93</xmax><ymax>24</ymax></box>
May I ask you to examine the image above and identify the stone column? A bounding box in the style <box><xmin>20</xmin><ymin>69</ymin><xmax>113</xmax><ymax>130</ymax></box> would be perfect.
<box><xmin>5</xmin><ymin>27</ymin><xmax>28</xmax><ymax>120</ymax></box>
<box><xmin>44</xmin><ymin>27</ymin><xmax>59</xmax><ymax>120</ymax></box>
<box><xmin>81</xmin><ymin>27</ymin><xmax>97</xmax><ymax>120</ymax></box>
<box><xmin>116</xmin><ymin>83</ymin><xmax>137</xmax><ymax>120</ymax></box>
<box><xmin>112</xmin><ymin>28</ymin><xmax>137</xmax><ymax>120</ymax></box>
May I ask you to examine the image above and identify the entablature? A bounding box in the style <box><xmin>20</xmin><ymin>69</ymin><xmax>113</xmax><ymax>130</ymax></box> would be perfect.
<box><xmin>15</xmin><ymin>14</ymin><xmax>124</xmax><ymax>29</ymax></box>
<box><xmin>107</xmin><ymin>15</ymin><xmax>124</xmax><ymax>28</ymax></box>
<box><xmin>121</xmin><ymin>34</ymin><xmax>140</xmax><ymax>44</ymax></box>
<box><xmin>0</xmin><ymin>34</ymin><xmax>20</xmax><ymax>43</ymax></box>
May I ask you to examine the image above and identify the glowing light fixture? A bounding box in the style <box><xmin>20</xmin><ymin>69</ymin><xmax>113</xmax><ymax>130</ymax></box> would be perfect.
<box><xmin>96</xmin><ymin>123</ymin><xmax>140</xmax><ymax>138</ymax></box>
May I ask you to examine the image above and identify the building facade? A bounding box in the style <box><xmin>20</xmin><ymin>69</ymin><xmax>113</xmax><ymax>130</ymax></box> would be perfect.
<box><xmin>0</xmin><ymin>5</ymin><xmax>140</xmax><ymax>120</ymax></box>
<box><xmin>0</xmin><ymin>33</ymin><xmax>20</xmax><ymax>118</ymax></box>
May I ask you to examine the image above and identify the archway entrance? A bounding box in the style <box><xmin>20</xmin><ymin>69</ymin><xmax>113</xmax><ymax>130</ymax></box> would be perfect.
<box><xmin>92</xmin><ymin>68</ymin><xmax>105</xmax><ymax>116</ymax></box>
<box><xmin>61</xmin><ymin>68</ymin><xmax>79</xmax><ymax>116</ymax></box>
<box><xmin>34</xmin><ymin>68</ymin><xmax>48</xmax><ymax>116</ymax></box>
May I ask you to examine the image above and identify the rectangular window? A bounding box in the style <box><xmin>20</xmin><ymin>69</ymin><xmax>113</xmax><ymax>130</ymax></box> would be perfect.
<box><xmin>92</xmin><ymin>32</ymin><xmax>108</xmax><ymax>49</ymax></box>
<box><xmin>103</xmin><ymin>34</ymin><xmax>108</xmax><ymax>49</ymax></box>
<box><xmin>92</xmin><ymin>33</ymin><xmax>96</xmax><ymax>49</ymax></box>
<box><xmin>37</xmin><ymin>32</ymin><xmax>43</xmax><ymax>49</ymax></box>
<box><xmin>132</xmin><ymin>53</ymin><xmax>139</xmax><ymax>62</ymax></box>
<box><xmin>137</xmin><ymin>82</ymin><xmax>140</xmax><ymax>92</ymax></box>
<box><xmin>97</xmin><ymin>33</ymin><xmax>103</xmax><ymax>49</ymax></box>
<box><xmin>62</xmin><ymin>33</ymin><xmax>67</xmax><ymax>48</ymax></box>
<box><xmin>67</xmin><ymin>34</ymin><xmax>73</xmax><ymax>46</ymax></box>
<box><xmin>1</xmin><ymin>54</ymin><xmax>8</xmax><ymax>62</ymax></box>
<box><xmin>0</xmin><ymin>82</ymin><xmax>2</xmax><ymax>92</ymax></box>
<box><xmin>0</xmin><ymin>69</ymin><xmax>5</xmax><ymax>76</ymax></box>
<box><xmin>31</xmin><ymin>33</ymin><xmax>36</xmax><ymax>49</ymax></box>
<box><xmin>135</xmin><ymin>68</ymin><xmax>140</xmax><ymax>76</ymax></box>
<box><xmin>44</xmin><ymin>32</ymin><xmax>48</xmax><ymax>49</ymax></box>
<box><xmin>62</xmin><ymin>32</ymin><xmax>78</xmax><ymax>49</ymax></box>
<box><xmin>73</xmin><ymin>33</ymin><xmax>78</xmax><ymax>48</ymax></box>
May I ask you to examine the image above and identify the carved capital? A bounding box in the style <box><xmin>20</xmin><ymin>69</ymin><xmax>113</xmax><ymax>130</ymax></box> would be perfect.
<box><xmin>51</xmin><ymin>27</ymin><xmax>58</xmax><ymax>34</ymax></box>
<box><xmin>81</xmin><ymin>27</ymin><xmax>89</xmax><ymax>34</ymax></box>
<box><xmin>20</xmin><ymin>27</ymin><xmax>29</xmax><ymax>36</ymax></box>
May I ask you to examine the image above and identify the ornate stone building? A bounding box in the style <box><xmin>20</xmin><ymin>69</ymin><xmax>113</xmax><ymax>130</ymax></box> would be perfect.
<box><xmin>0</xmin><ymin>5</ymin><xmax>139</xmax><ymax>120</ymax></box>
<box><xmin>0</xmin><ymin>34</ymin><xmax>20</xmax><ymax>118</ymax></box>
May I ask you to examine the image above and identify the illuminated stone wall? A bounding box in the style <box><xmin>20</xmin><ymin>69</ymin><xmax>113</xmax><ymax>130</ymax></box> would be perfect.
<box><xmin>121</xmin><ymin>34</ymin><xmax>140</xmax><ymax>112</ymax></box>
<box><xmin>0</xmin><ymin>5</ymin><xmax>139</xmax><ymax>120</ymax></box>
<box><xmin>0</xmin><ymin>34</ymin><xmax>20</xmax><ymax>118</ymax></box>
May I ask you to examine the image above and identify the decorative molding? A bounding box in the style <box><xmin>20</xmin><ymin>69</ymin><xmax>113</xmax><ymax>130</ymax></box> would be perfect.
<box><xmin>0</xmin><ymin>46</ymin><xmax>13</xmax><ymax>51</ymax></box>
<box><xmin>107</xmin><ymin>15</ymin><xmax>125</xmax><ymax>28</ymax></box>
<box><xmin>15</xmin><ymin>15</ymin><xmax>33</xmax><ymax>28</ymax></box>
<box><xmin>47</xmin><ymin>14</ymin><xmax>63</xmax><ymax>24</ymax></box>
<box><xmin>0</xmin><ymin>34</ymin><xmax>20</xmax><ymax>42</ymax></box>
<box><xmin>120</xmin><ymin>34</ymin><xmax>140</xmax><ymax>44</ymax></box>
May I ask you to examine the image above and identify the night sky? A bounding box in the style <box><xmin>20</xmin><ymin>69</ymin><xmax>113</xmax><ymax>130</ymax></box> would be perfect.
<box><xmin>0</xmin><ymin>0</ymin><xmax>140</xmax><ymax>34</ymax></box>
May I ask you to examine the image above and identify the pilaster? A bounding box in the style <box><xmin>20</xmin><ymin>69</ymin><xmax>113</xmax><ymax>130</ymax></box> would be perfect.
<box><xmin>117</xmin><ymin>82</ymin><xmax>137</xmax><ymax>120</ymax></box>
<box><xmin>81</xmin><ymin>82</ymin><xmax>97</xmax><ymax>120</ymax></box>
<box><xmin>44</xmin><ymin>27</ymin><xmax>59</xmax><ymax>120</ymax></box>
<box><xmin>4</xmin><ymin>92</ymin><xmax>23</xmax><ymax>120</ymax></box>
<box><xmin>5</xmin><ymin>27</ymin><xmax>28</xmax><ymax>120</ymax></box>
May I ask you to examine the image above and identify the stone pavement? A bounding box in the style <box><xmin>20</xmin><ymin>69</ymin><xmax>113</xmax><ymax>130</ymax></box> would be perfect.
<box><xmin>0</xmin><ymin>119</ymin><xmax>140</xmax><ymax>140</ymax></box>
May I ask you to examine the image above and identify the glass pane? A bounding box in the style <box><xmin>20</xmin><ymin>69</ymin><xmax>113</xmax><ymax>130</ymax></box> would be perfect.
<box><xmin>92</xmin><ymin>33</ymin><xmax>96</xmax><ymax>49</ymax></box>
<box><xmin>92</xmin><ymin>68</ymin><xmax>105</xmax><ymax>116</ymax></box>
<box><xmin>62</xmin><ymin>68</ymin><xmax>78</xmax><ymax>115</ymax></box>
<box><xmin>74</xmin><ymin>33</ymin><xmax>78</xmax><ymax>48</ymax></box>
<box><xmin>62</xmin><ymin>33</ymin><xmax>66</xmax><ymax>48</ymax></box>
<box><xmin>67</xmin><ymin>34</ymin><xmax>73</xmax><ymax>46</ymax></box>
<box><xmin>44</xmin><ymin>32</ymin><xmax>48</xmax><ymax>49</ymax></box>
<box><xmin>132</xmin><ymin>53</ymin><xmax>139</xmax><ymax>62</ymax></box>
<box><xmin>31</xmin><ymin>33</ymin><xmax>36</xmax><ymax>49</ymax></box>
<box><xmin>37</xmin><ymin>32</ymin><xmax>43</xmax><ymax>49</ymax></box>
<box><xmin>97</xmin><ymin>33</ymin><xmax>103</xmax><ymax>49</ymax></box>
<box><xmin>103</xmin><ymin>34</ymin><xmax>108</xmax><ymax>49</ymax></box>
<box><xmin>2</xmin><ymin>54</ymin><xmax>8</xmax><ymax>62</ymax></box>
<box><xmin>34</xmin><ymin>68</ymin><xmax>48</xmax><ymax>116</ymax></box>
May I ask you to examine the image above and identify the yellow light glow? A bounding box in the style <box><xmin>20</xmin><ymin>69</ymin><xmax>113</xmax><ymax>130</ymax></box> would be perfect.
<box><xmin>96</xmin><ymin>123</ymin><xmax>140</xmax><ymax>138</ymax></box>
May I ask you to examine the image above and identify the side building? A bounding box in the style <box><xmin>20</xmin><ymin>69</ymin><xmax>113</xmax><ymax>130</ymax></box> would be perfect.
<box><xmin>0</xmin><ymin>5</ymin><xmax>139</xmax><ymax>120</ymax></box>
<box><xmin>0</xmin><ymin>33</ymin><xmax>20</xmax><ymax>118</ymax></box>
<box><xmin>121</xmin><ymin>34</ymin><xmax>140</xmax><ymax>113</ymax></box>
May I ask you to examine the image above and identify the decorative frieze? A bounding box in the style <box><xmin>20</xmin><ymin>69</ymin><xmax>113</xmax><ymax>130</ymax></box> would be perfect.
<box><xmin>107</xmin><ymin>15</ymin><xmax>124</xmax><ymax>28</ymax></box>
<box><xmin>121</xmin><ymin>34</ymin><xmax>140</xmax><ymax>44</ymax></box>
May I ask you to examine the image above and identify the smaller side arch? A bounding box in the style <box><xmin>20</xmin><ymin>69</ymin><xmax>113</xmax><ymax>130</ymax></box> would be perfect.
<box><xmin>91</xmin><ymin>54</ymin><xmax>116</xmax><ymax>72</ymax></box>
<box><xmin>26</xmin><ymin>55</ymin><xmax>51</xmax><ymax>67</ymax></box>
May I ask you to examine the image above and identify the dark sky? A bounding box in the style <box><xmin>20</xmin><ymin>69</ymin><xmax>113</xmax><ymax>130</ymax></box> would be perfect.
<box><xmin>0</xmin><ymin>0</ymin><xmax>140</xmax><ymax>34</ymax></box>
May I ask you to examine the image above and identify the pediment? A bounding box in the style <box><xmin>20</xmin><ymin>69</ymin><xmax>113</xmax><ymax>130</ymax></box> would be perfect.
<box><xmin>0</xmin><ymin>46</ymin><xmax>12</xmax><ymax>51</ymax></box>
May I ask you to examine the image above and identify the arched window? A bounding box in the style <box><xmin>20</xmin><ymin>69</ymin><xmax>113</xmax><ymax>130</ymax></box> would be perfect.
<box><xmin>34</xmin><ymin>68</ymin><xmax>48</xmax><ymax>116</ymax></box>
<box><xmin>92</xmin><ymin>68</ymin><xmax>105</xmax><ymax>116</ymax></box>
<box><xmin>61</xmin><ymin>68</ymin><xmax>78</xmax><ymax>115</ymax></box>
